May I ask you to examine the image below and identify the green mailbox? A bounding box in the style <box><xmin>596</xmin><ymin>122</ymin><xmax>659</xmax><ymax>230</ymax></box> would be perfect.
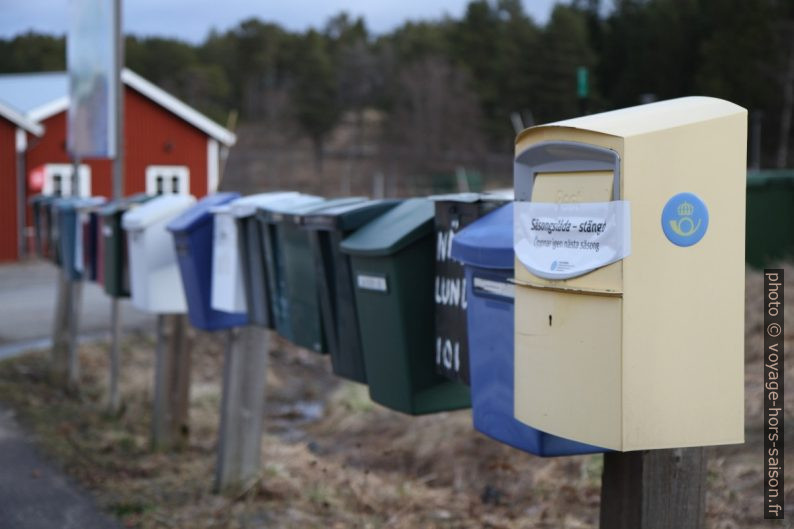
<box><xmin>340</xmin><ymin>198</ymin><xmax>471</xmax><ymax>415</ymax></box>
<box><xmin>746</xmin><ymin>170</ymin><xmax>794</xmax><ymax>268</ymax></box>
<box><xmin>302</xmin><ymin>199</ymin><xmax>401</xmax><ymax>382</ymax></box>
<box><xmin>271</xmin><ymin>197</ymin><xmax>367</xmax><ymax>352</ymax></box>
<box><xmin>98</xmin><ymin>193</ymin><xmax>152</xmax><ymax>298</ymax></box>
<box><xmin>255</xmin><ymin>195</ymin><xmax>324</xmax><ymax>338</ymax></box>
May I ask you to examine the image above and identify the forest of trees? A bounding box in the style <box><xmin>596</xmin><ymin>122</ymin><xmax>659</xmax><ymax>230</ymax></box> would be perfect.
<box><xmin>2</xmin><ymin>0</ymin><xmax>793</xmax><ymax>177</ymax></box>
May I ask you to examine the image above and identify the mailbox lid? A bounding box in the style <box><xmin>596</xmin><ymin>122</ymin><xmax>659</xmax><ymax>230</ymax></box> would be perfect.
<box><xmin>303</xmin><ymin>199</ymin><xmax>402</xmax><ymax>231</ymax></box>
<box><xmin>280</xmin><ymin>197</ymin><xmax>369</xmax><ymax>225</ymax></box>
<box><xmin>122</xmin><ymin>194</ymin><xmax>196</xmax><ymax>231</ymax></box>
<box><xmin>56</xmin><ymin>196</ymin><xmax>106</xmax><ymax>213</ymax></box>
<box><xmin>451</xmin><ymin>203</ymin><xmax>513</xmax><ymax>270</ymax></box>
<box><xmin>229</xmin><ymin>192</ymin><xmax>301</xmax><ymax>218</ymax></box>
<box><xmin>256</xmin><ymin>194</ymin><xmax>326</xmax><ymax>222</ymax></box>
<box><xmin>166</xmin><ymin>192</ymin><xmax>239</xmax><ymax>235</ymax></box>
<box><xmin>98</xmin><ymin>192</ymin><xmax>151</xmax><ymax>217</ymax></box>
<box><xmin>517</xmin><ymin>96</ymin><xmax>746</xmax><ymax>142</ymax></box>
<box><xmin>340</xmin><ymin>198</ymin><xmax>434</xmax><ymax>257</ymax></box>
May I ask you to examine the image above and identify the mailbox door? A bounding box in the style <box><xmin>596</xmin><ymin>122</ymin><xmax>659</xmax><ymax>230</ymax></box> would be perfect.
<box><xmin>211</xmin><ymin>211</ymin><xmax>247</xmax><ymax>314</ymax></box>
<box><xmin>342</xmin><ymin>199</ymin><xmax>471</xmax><ymax>415</ymax></box>
<box><xmin>312</xmin><ymin>229</ymin><xmax>367</xmax><ymax>382</ymax></box>
<box><xmin>241</xmin><ymin>217</ymin><xmax>271</xmax><ymax>327</ymax></box>
<box><xmin>433</xmin><ymin>200</ymin><xmax>498</xmax><ymax>384</ymax></box>
<box><xmin>282</xmin><ymin>223</ymin><xmax>325</xmax><ymax>352</ymax></box>
<box><xmin>515</xmin><ymin>287</ymin><xmax>622</xmax><ymax>449</ymax></box>
<box><xmin>261</xmin><ymin>220</ymin><xmax>288</xmax><ymax>334</ymax></box>
<box><xmin>514</xmin><ymin>141</ymin><xmax>625</xmax><ymax>450</ymax></box>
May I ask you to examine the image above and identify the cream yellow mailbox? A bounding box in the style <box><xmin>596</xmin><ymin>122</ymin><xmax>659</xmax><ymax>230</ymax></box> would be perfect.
<box><xmin>513</xmin><ymin>96</ymin><xmax>746</xmax><ymax>451</ymax></box>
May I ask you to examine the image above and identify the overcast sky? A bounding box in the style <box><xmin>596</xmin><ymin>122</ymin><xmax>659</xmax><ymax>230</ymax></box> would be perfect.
<box><xmin>0</xmin><ymin>0</ymin><xmax>561</xmax><ymax>43</ymax></box>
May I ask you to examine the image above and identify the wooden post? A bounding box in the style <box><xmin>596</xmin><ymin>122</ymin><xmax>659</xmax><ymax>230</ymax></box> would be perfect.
<box><xmin>151</xmin><ymin>314</ymin><xmax>191</xmax><ymax>451</ymax></box>
<box><xmin>107</xmin><ymin>297</ymin><xmax>122</xmax><ymax>414</ymax></box>
<box><xmin>50</xmin><ymin>270</ymin><xmax>70</xmax><ymax>383</ymax></box>
<box><xmin>50</xmin><ymin>269</ymin><xmax>83</xmax><ymax>389</ymax></box>
<box><xmin>66</xmin><ymin>278</ymin><xmax>83</xmax><ymax>387</ymax></box>
<box><xmin>214</xmin><ymin>326</ymin><xmax>269</xmax><ymax>494</ymax></box>
<box><xmin>600</xmin><ymin>448</ymin><xmax>707</xmax><ymax>529</ymax></box>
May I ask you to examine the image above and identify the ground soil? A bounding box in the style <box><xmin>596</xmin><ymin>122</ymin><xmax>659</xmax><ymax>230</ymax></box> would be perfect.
<box><xmin>0</xmin><ymin>266</ymin><xmax>791</xmax><ymax>528</ymax></box>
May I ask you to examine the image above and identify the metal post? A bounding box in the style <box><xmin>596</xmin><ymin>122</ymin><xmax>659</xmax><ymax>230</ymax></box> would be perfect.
<box><xmin>107</xmin><ymin>0</ymin><xmax>125</xmax><ymax>413</ymax></box>
<box><xmin>63</xmin><ymin>156</ymin><xmax>84</xmax><ymax>388</ymax></box>
<box><xmin>600</xmin><ymin>448</ymin><xmax>707</xmax><ymax>529</ymax></box>
<box><xmin>372</xmin><ymin>171</ymin><xmax>385</xmax><ymax>199</ymax></box>
<box><xmin>113</xmin><ymin>0</ymin><xmax>123</xmax><ymax>201</ymax></box>
<box><xmin>214</xmin><ymin>326</ymin><xmax>269</xmax><ymax>494</ymax></box>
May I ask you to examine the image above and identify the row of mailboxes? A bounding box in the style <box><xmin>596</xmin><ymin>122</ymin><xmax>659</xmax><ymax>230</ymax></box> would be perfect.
<box><xmin>31</xmin><ymin>96</ymin><xmax>746</xmax><ymax>454</ymax></box>
<box><xmin>171</xmin><ymin>193</ymin><xmax>488</xmax><ymax>414</ymax></box>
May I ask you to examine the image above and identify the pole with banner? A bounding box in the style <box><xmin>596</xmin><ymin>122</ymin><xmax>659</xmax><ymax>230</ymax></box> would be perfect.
<box><xmin>65</xmin><ymin>0</ymin><xmax>123</xmax><ymax>401</ymax></box>
<box><xmin>108</xmin><ymin>0</ymin><xmax>124</xmax><ymax>414</ymax></box>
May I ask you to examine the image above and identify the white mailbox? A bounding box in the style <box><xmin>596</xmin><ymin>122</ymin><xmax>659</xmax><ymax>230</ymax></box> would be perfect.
<box><xmin>122</xmin><ymin>194</ymin><xmax>196</xmax><ymax>313</ymax></box>
<box><xmin>513</xmin><ymin>97</ymin><xmax>746</xmax><ymax>451</ymax></box>
<box><xmin>209</xmin><ymin>192</ymin><xmax>298</xmax><ymax>314</ymax></box>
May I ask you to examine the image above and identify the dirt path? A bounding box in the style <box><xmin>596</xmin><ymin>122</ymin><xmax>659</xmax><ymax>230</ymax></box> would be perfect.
<box><xmin>0</xmin><ymin>405</ymin><xmax>121</xmax><ymax>529</ymax></box>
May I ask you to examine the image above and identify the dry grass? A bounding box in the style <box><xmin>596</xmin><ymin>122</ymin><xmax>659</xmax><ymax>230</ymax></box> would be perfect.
<box><xmin>0</xmin><ymin>266</ymin><xmax>791</xmax><ymax>528</ymax></box>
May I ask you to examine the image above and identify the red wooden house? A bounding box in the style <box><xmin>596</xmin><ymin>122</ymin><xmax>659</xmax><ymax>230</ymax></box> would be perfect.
<box><xmin>0</xmin><ymin>100</ymin><xmax>43</xmax><ymax>261</ymax></box>
<box><xmin>0</xmin><ymin>69</ymin><xmax>236</xmax><ymax>261</ymax></box>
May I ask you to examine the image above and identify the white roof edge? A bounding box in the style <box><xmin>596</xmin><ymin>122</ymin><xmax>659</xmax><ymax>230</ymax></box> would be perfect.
<box><xmin>121</xmin><ymin>69</ymin><xmax>237</xmax><ymax>146</ymax></box>
<box><xmin>0</xmin><ymin>100</ymin><xmax>44</xmax><ymax>135</ymax></box>
<box><xmin>20</xmin><ymin>71</ymin><xmax>236</xmax><ymax>146</ymax></box>
<box><xmin>27</xmin><ymin>95</ymin><xmax>69</xmax><ymax>123</ymax></box>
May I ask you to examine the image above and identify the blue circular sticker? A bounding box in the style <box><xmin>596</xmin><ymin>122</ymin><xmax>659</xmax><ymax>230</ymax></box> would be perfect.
<box><xmin>661</xmin><ymin>192</ymin><xmax>709</xmax><ymax>247</ymax></box>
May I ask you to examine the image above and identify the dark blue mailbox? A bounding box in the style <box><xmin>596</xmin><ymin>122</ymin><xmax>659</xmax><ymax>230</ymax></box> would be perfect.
<box><xmin>30</xmin><ymin>194</ymin><xmax>49</xmax><ymax>258</ymax></box>
<box><xmin>57</xmin><ymin>197</ymin><xmax>106</xmax><ymax>280</ymax></box>
<box><xmin>49</xmin><ymin>197</ymin><xmax>64</xmax><ymax>265</ymax></box>
<box><xmin>167</xmin><ymin>192</ymin><xmax>246</xmax><ymax>331</ymax></box>
<box><xmin>451</xmin><ymin>203</ymin><xmax>606</xmax><ymax>456</ymax></box>
<box><xmin>83</xmin><ymin>208</ymin><xmax>102</xmax><ymax>282</ymax></box>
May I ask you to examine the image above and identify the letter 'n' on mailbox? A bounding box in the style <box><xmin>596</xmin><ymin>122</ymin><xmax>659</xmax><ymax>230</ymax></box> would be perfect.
<box><xmin>513</xmin><ymin>97</ymin><xmax>747</xmax><ymax>451</ymax></box>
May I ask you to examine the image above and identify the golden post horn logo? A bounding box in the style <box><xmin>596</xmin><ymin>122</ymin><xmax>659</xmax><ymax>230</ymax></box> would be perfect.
<box><xmin>669</xmin><ymin>201</ymin><xmax>701</xmax><ymax>237</ymax></box>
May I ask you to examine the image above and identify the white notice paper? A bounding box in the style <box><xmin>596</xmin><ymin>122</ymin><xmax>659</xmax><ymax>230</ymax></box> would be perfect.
<box><xmin>514</xmin><ymin>201</ymin><xmax>631</xmax><ymax>280</ymax></box>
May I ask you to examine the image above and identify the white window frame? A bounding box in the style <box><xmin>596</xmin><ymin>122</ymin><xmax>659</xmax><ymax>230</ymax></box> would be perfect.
<box><xmin>42</xmin><ymin>164</ymin><xmax>91</xmax><ymax>197</ymax></box>
<box><xmin>145</xmin><ymin>165</ymin><xmax>190</xmax><ymax>196</ymax></box>
<box><xmin>207</xmin><ymin>138</ymin><xmax>219</xmax><ymax>193</ymax></box>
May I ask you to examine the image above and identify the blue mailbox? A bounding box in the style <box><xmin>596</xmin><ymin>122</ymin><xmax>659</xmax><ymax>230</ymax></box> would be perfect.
<box><xmin>451</xmin><ymin>203</ymin><xmax>606</xmax><ymax>456</ymax></box>
<box><xmin>57</xmin><ymin>197</ymin><xmax>107</xmax><ymax>280</ymax></box>
<box><xmin>83</xmin><ymin>208</ymin><xmax>102</xmax><ymax>282</ymax></box>
<box><xmin>167</xmin><ymin>192</ymin><xmax>246</xmax><ymax>331</ymax></box>
<box><xmin>30</xmin><ymin>194</ymin><xmax>49</xmax><ymax>258</ymax></box>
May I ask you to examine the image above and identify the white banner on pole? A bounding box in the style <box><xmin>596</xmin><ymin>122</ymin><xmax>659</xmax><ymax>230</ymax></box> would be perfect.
<box><xmin>67</xmin><ymin>0</ymin><xmax>118</xmax><ymax>158</ymax></box>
